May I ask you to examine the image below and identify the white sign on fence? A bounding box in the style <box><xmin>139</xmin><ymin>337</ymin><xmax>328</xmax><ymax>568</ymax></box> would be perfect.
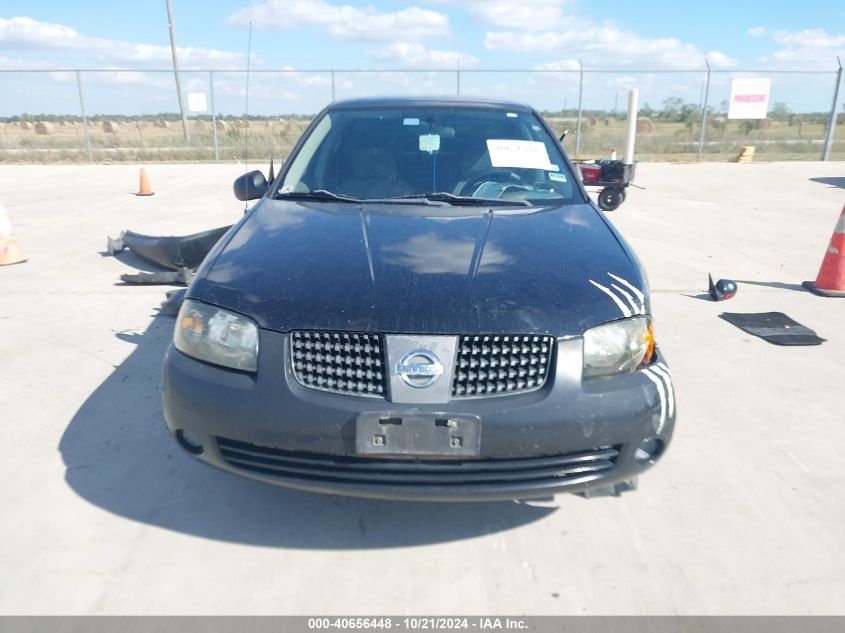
<box><xmin>187</xmin><ymin>92</ymin><xmax>208</xmax><ymax>113</ymax></box>
<box><xmin>728</xmin><ymin>78</ymin><xmax>771</xmax><ymax>119</ymax></box>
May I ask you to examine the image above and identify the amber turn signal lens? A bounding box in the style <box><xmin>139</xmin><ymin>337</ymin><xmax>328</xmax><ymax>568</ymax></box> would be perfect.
<box><xmin>642</xmin><ymin>323</ymin><xmax>656</xmax><ymax>366</ymax></box>
<box><xmin>180</xmin><ymin>315</ymin><xmax>202</xmax><ymax>334</ymax></box>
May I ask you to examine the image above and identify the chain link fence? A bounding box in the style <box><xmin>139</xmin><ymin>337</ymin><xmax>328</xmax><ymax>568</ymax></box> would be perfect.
<box><xmin>0</xmin><ymin>65</ymin><xmax>842</xmax><ymax>164</ymax></box>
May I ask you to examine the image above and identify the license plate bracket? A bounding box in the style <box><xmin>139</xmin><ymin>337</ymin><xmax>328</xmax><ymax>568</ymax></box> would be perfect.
<box><xmin>355</xmin><ymin>412</ymin><xmax>481</xmax><ymax>457</ymax></box>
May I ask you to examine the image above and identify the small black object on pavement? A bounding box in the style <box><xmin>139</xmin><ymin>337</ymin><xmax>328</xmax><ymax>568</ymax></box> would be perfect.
<box><xmin>719</xmin><ymin>312</ymin><xmax>825</xmax><ymax>346</ymax></box>
<box><xmin>709</xmin><ymin>274</ymin><xmax>738</xmax><ymax>301</ymax></box>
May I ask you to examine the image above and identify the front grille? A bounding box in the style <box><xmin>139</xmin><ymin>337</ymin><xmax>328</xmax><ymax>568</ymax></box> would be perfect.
<box><xmin>217</xmin><ymin>436</ymin><xmax>621</xmax><ymax>489</ymax></box>
<box><xmin>452</xmin><ymin>335</ymin><xmax>553</xmax><ymax>397</ymax></box>
<box><xmin>290</xmin><ymin>331</ymin><xmax>386</xmax><ymax>397</ymax></box>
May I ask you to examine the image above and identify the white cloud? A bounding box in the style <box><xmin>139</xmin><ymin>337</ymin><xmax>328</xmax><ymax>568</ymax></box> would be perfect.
<box><xmin>748</xmin><ymin>26</ymin><xmax>765</xmax><ymax>37</ymax></box>
<box><xmin>278</xmin><ymin>66</ymin><xmax>332</xmax><ymax>87</ymax></box>
<box><xmin>528</xmin><ymin>61</ymin><xmax>673</xmax><ymax>107</ymax></box>
<box><xmin>706</xmin><ymin>51</ymin><xmax>735</xmax><ymax>67</ymax></box>
<box><xmin>113</xmin><ymin>44</ymin><xmax>244</xmax><ymax>66</ymax></box>
<box><xmin>368</xmin><ymin>42</ymin><xmax>478</xmax><ymax>68</ymax></box>
<box><xmin>198</xmin><ymin>66</ymin><xmax>333</xmax><ymax>101</ymax></box>
<box><xmin>766</xmin><ymin>28</ymin><xmax>845</xmax><ymax>67</ymax></box>
<box><xmin>227</xmin><ymin>0</ymin><xmax>450</xmax><ymax>41</ymax></box>
<box><xmin>0</xmin><ymin>54</ymin><xmax>60</xmax><ymax>70</ymax></box>
<box><xmin>434</xmin><ymin>0</ymin><xmax>571</xmax><ymax>32</ymax></box>
<box><xmin>485</xmin><ymin>24</ymin><xmax>736</xmax><ymax>69</ymax></box>
<box><xmin>0</xmin><ymin>16</ymin><xmax>245</xmax><ymax>67</ymax></box>
<box><xmin>606</xmin><ymin>75</ymin><xmax>641</xmax><ymax>92</ymax></box>
<box><xmin>530</xmin><ymin>59</ymin><xmax>580</xmax><ymax>85</ymax></box>
<box><xmin>435</xmin><ymin>2</ymin><xmax>739</xmax><ymax>71</ymax></box>
<box><xmin>325</xmin><ymin>69</ymin><xmax>459</xmax><ymax>100</ymax></box>
<box><xmin>0</xmin><ymin>16</ymin><xmax>110</xmax><ymax>50</ymax></box>
<box><xmin>533</xmin><ymin>59</ymin><xmax>580</xmax><ymax>72</ymax></box>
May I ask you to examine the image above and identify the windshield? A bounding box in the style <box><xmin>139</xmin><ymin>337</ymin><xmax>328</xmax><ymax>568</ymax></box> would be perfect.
<box><xmin>277</xmin><ymin>106</ymin><xmax>583</xmax><ymax>206</ymax></box>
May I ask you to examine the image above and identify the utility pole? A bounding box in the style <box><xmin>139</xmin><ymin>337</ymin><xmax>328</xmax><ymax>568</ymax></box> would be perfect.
<box><xmin>696</xmin><ymin>59</ymin><xmax>711</xmax><ymax>161</ymax></box>
<box><xmin>575</xmin><ymin>60</ymin><xmax>583</xmax><ymax>156</ymax></box>
<box><xmin>166</xmin><ymin>0</ymin><xmax>190</xmax><ymax>143</ymax></box>
<box><xmin>821</xmin><ymin>57</ymin><xmax>842</xmax><ymax>161</ymax></box>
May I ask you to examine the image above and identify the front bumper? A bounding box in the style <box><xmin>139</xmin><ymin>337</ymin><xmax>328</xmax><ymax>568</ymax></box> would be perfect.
<box><xmin>161</xmin><ymin>331</ymin><xmax>676</xmax><ymax>501</ymax></box>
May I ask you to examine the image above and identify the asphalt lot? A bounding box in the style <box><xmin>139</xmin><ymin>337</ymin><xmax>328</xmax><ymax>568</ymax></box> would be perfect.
<box><xmin>1</xmin><ymin>161</ymin><xmax>844</xmax><ymax>615</ymax></box>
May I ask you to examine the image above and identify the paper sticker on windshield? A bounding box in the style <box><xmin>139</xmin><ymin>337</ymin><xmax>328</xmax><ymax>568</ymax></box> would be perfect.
<box><xmin>486</xmin><ymin>139</ymin><xmax>553</xmax><ymax>170</ymax></box>
<box><xmin>547</xmin><ymin>163</ymin><xmax>560</xmax><ymax>172</ymax></box>
<box><xmin>403</xmin><ymin>118</ymin><xmax>420</xmax><ymax>126</ymax></box>
<box><xmin>419</xmin><ymin>134</ymin><xmax>441</xmax><ymax>152</ymax></box>
<box><xmin>549</xmin><ymin>172</ymin><xmax>567</xmax><ymax>182</ymax></box>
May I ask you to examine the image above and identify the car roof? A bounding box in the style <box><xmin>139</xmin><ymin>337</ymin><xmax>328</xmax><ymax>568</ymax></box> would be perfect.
<box><xmin>328</xmin><ymin>95</ymin><xmax>535</xmax><ymax>112</ymax></box>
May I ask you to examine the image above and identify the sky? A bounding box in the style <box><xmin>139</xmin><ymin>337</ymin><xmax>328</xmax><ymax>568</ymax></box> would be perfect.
<box><xmin>1</xmin><ymin>0</ymin><xmax>844</xmax><ymax>116</ymax></box>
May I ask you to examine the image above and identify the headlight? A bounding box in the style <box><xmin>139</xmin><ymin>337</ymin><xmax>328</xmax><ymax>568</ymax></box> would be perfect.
<box><xmin>583</xmin><ymin>316</ymin><xmax>654</xmax><ymax>378</ymax></box>
<box><xmin>174</xmin><ymin>299</ymin><xmax>259</xmax><ymax>372</ymax></box>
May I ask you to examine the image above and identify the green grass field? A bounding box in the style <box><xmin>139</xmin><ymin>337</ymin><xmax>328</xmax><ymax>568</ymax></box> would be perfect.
<box><xmin>0</xmin><ymin>116</ymin><xmax>842</xmax><ymax>163</ymax></box>
<box><xmin>546</xmin><ymin>118</ymin><xmax>845</xmax><ymax>162</ymax></box>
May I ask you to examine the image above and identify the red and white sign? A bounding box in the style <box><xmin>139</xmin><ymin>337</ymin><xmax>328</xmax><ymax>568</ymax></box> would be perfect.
<box><xmin>728</xmin><ymin>78</ymin><xmax>771</xmax><ymax>119</ymax></box>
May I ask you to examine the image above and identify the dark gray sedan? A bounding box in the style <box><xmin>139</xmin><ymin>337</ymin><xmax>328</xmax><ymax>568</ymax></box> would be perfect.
<box><xmin>162</xmin><ymin>97</ymin><xmax>676</xmax><ymax>501</ymax></box>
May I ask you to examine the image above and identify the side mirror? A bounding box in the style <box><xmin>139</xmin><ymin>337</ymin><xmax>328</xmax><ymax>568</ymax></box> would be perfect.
<box><xmin>233</xmin><ymin>170</ymin><xmax>269</xmax><ymax>201</ymax></box>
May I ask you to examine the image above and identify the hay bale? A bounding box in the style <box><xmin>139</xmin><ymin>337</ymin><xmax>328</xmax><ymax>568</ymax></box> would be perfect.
<box><xmin>757</xmin><ymin>118</ymin><xmax>772</xmax><ymax>130</ymax></box>
<box><xmin>215</xmin><ymin>120</ymin><xmax>228</xmax><ymax>131</ymax></box>
<box><xmin>636</xmin><ymin>118</ymin><xmax>653</xmax><ymax>134</ymax></box>
<box><xmin>34</xmin><ymin>121</ymin><xmax>55</xmax><ymax>135</ymax></box>
<box><xmin>153</xmin><ymin>120</ymin><xmax>170</xmax><ymax>129</ymax></box>
<box><xmin>736</xmin><ymin>146</ymin><xmax>755</xmax><ymax>163</ymax></box>
<box><xmin>102</xmin><ymin>120</ymin><xmax>119</xmax><ymax>133</ymax></box>
<box><xmin>193</xmin><ymin>120</ymin><xmax>209</xmax><ymax>131</ymax></box>
<box><xmin>235</xmin><ymin>119</ymin><xmax>250</xmax><ymax>129</ymax></box>
<box><xmin>604</xmin><ymin>117</ymin><xmax>617</xmax><ymax>127</ymax></box>
<box><xmin>19</xmin><ymin>121</ymin><xmax>32</xmax><ymax>130</ymax></box>
<box><xmin>586</xmin><ymin>117</ymin><xmax>598</xmax><ymax>126</ymax></box>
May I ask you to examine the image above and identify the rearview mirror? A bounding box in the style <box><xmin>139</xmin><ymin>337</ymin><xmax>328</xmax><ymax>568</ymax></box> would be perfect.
<box><xmin>233</xmin><ymin>170</ymin><xmax>269</xmax><ymax>201</ymax></box>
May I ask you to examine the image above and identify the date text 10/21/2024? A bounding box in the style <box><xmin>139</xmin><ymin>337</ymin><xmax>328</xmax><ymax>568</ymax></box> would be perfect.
<box><xmin>307</xmin><ymin>618</ymin><xmax>529</xmax><ymax>630</ymax></box>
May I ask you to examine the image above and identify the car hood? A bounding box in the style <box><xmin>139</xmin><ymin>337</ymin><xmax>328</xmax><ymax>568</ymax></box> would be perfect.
<box><xmin>190</xmin><ymin>199</ymin><xmax>649</xmax><ymax>336</ymax></box>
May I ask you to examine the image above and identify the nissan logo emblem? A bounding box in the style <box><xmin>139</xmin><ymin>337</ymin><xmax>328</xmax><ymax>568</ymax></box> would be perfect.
<box><xmin>395</xmin><ymin>349</ymin><xmax>444</xmax><ymax>388</ymax></box>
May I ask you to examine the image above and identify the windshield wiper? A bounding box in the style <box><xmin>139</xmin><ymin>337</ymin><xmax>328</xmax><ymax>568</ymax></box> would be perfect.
<box><xmin>276</xmin><ymin>189</ymin><xmax>362</xmax><ymax>203</ymax></box>
<box><xmin>276</xmin><ymin>190</ymin><xmax>533</xmax><ymax>208</ymax></box>
<box><xmin>390</xmin><ymin>192</ymin><xmax>532</xmax><ymax>207</ymax></box>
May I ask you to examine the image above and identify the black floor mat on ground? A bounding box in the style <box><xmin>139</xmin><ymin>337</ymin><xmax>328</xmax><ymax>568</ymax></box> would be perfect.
<box><xmin>719</xmin><ymin>312</ymin><xmax>825</xmax><ymax>346</ymax></box>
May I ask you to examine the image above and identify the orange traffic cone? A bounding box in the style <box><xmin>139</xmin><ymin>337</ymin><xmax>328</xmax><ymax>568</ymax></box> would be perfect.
<box><xmin>804</xmin><ymin>204</ymin><xmax>845</xmax><ymax>297</ymax></box>
<box><xmin>135</xmin><ymin>168</ymin><xmax>155</xmax><ymax>196</ymax></box>
<box><xmin>0</xmin><ymin>202</ymin><xmax>27</xmax><ymax>266</ymax></box>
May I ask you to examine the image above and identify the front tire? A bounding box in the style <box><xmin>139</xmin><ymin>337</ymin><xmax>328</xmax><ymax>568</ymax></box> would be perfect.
<box><xmin>598</xmin><ymin>187</ymin><xmax>624</xmax><ymax>211</ymax></box>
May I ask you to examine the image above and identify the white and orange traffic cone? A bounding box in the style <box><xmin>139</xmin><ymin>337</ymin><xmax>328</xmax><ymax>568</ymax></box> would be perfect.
<box><xmin>135</xmin><ymin>168</ymin><xmax>155</xmax><ymax>196</ymax></box>
<box><xmin>804</xmin><ymin>204</ymin><xmax>845</xmax><ymax>297</ymax></box>
<box><xmin>0</xmin><ymin>202</ymin><xmax>27</xmax><ymax>266</ymax></box>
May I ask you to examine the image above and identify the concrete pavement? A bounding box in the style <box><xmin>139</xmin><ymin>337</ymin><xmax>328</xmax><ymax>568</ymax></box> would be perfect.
<box><xmin>1</xmin><ymin>162</ymin><xmax>844</xmax><ymax>614</ymax></box>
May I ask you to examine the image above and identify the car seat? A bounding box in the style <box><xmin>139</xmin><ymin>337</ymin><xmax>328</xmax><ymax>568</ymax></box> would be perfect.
<box><xmin>337</xmin><ymin>147</ymin><xmax>409</xmax><ymax>199</ymax></box>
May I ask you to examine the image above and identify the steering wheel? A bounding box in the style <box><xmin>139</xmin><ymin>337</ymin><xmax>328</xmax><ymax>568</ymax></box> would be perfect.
<box><xmin>458</xmin><ymin>170</ymin><xmax>524</xmax><ymax>196</ymax></box>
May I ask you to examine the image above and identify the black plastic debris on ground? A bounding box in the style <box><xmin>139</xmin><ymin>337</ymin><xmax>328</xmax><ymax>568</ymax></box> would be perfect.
<box><xmin>719</xmin><ymin>312</ymin><xmax>825</xmax><ymax>346</ymax></box>
<box><xmin>160</xmin><ymin>288</ymin><xmax>188</xmax><ymax>316</ymax></box>
<box><xmin>120</xmin><ymin>267</ymin><xmax>195</xmax><ymax>286</ymax></box>
<box><xmin>107</xmin><ymin>226</ymin><xmax>231</xmax><ymax>270</ymax></box>
<box><xmin>105</xmin><ymin>225</ymin><xmax>232</xmax><ymax>315</ymax></box>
